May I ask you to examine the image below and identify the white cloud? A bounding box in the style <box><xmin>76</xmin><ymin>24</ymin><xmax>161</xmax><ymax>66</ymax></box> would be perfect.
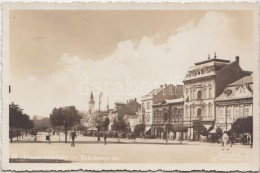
<box><xmin>11</xmin><ymin>11</ymin><xmax>254</xmax><ymax>117</ymax></box>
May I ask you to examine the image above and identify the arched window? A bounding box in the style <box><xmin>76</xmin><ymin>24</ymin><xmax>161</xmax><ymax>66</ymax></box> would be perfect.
<box><xmin>204</xmin><ymin>88</ymin><xmax>207</xmax><ymax>98</ymax></box>
<box><xmin>209</xmin><ymin>88</ymin><xmax>212</xmax><ymax>98</ymax></box>
<box><xmin>197</xmin><ymin>91</ymin><xmax>202</xmax><ymax>99</ymax></box>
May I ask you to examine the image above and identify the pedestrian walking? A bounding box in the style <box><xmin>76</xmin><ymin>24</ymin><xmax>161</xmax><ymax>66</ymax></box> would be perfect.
<box><xmin>46</xmin><ymin>133</ymin><xmax>51</xmax><ymax>144</ymax></box>
<box><xmin>104</xmin><ymin>133</ymin><xmax>107</xmax><ymax>145</ymax></box>
<box><xmin>70</xmin><ymin>131</ymin><xmax>77</xmax><ymax>147</ymax></box>
<box><xmin>222</xmin><ymin>131</ymin><xmax>229</xmax><ymax>150</ymax></box>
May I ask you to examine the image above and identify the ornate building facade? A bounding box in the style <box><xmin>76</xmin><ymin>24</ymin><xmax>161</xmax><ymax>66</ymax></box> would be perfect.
<box><xmin>215</xmin><ymin>75</ymin><xmax>253</xmax><ymax>131</ymax></box>
<box><xmin>183</xmin><ymin>55</ymin><xmax>251</xmax><ymax>140</ymax></box>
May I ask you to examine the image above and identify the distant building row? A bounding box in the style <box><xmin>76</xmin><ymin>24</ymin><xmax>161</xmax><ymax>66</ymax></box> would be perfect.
<box><xmin>83</xmin><ymin>55</ymin><xmax>253</xmax><ymax>140</ymax></box>
<box><xmin>140</xmin><ymin>55</ymin><xmax>253</xmax><ymax>140</ymax></box>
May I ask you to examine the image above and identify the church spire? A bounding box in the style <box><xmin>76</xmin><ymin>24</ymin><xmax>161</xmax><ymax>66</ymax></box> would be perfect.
<box><xmin>88</xmin><ymin>91</ymin><xmax>95</xmax><ymax>114</ymax></box>
<box><xmin>107</xmin><ymin>97</ymin><xmax>109</xmax><ymax>110</ymax></box>
<box><xmin>90</xmin><ymin>91</ymin><xmax>94</xmax><ymax>100</ymax></box>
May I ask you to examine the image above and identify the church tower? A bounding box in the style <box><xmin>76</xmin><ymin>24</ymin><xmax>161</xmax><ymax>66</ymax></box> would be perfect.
<box><xmin>88</xmin><ymin>92</ymin><xmax>95</xmax><ymax>114</ymax></box>
<box><xmin>107</xmin><ymin>97</ymin><xmax>109</xmax><ymax>111</ymax></box>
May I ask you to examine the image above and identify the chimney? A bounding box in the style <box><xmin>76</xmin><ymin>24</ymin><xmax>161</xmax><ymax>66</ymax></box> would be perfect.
<box><xmin>160</xmin><ymin>85</ymin><xmax>163</xmax><ymax>88</ymax></box>
<box><xmin>134</xmin><ymin>98</ymin><xmax>136</xmax><ymax>101</ymax></box>
<box><xmin>164</xmin><ymin>84</ymin><xmax>167</xmax><ymax>88</ymax></box>
<box><xmin>235</xmin><ymin>56</ymin><xmax>239</xmax><ymax>62</ymax></box>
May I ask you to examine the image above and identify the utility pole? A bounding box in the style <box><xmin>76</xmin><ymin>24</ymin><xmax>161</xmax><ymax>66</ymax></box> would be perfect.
<box><xmin>169</xmin><ymin>105</ymin><xmax>171</xmax><ymax>125</ymax></box>
<box><xmin>181</xmin><ymin>107</ymin><xmax>184</xmax><ymax>143</ymax></box>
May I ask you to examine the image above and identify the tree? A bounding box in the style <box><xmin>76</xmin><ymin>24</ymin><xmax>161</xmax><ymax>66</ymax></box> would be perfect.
<box><xmin>102</xmin><ymin>117</ymin><xmax>110</xmax><ymax>131</ymax></box>
<box><xmin>134</xmin><ymin>123</ymin><xmax>145</xmax><ymax>138</ymax></box>
<box><xmin>50</xmin><ymin>106</ymin><xmax>82</xmax><ymax>143</ymax></box>
<box><xmin>77</xmin><ymin>124</ymin><xmax>88</xmax><ymax>132</ymax></box>
<box><xmin>33</xmin><ymin>117</ymin><xmax>51</xmax><ymax>132</ymax></box>
<box><xmin>232</xmin><ymin>116</ymin><xmax>253</xmax><ymax>133</ymax></box>
<box><xmin>9</xmin><ymin>102</ymin><xmax>34</xmax><ymax>143</ymax></box>
<box><xmin>232</xmin><ymin>116</ymin><xmax>253</xmax><ymax>148</ymax></box>
<box><xmin>111</xmin><ymin>116</ymin><xmax>128</xmax><ymax>142</ymax></box>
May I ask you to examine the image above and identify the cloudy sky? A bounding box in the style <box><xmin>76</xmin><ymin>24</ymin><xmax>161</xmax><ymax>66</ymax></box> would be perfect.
<box><xmin>10</xmin><ymin>10</ymin><xmax>254</xmax><ymax>117</ymax></box>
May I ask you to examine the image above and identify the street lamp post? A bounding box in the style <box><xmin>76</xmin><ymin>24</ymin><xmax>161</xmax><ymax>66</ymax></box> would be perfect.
<box><xmin>189</xmin><ymin>107</ymin><xmax>192</xmax><ymax>141</ymax></box>
<box><xmin>168</xmin><ymin>105</ymin><xmax>171</xmax><ymax>142</ymax></box>
<box><xmin>181</xmin><ymin>108</ymin><xmax>184</xmax><ymax>142</ymax></box>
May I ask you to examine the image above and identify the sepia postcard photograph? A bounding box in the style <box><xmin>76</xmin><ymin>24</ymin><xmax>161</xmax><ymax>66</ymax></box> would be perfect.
<box><xmin>1</xmin><ymin>2</ymin><xmax>259</xmax><ymax>171</ymax></box>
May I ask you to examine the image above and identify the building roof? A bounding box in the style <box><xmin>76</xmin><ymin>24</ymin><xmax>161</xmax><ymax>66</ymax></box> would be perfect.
<box><xmin>115</xmin><ymin>102</ymin><xmax>126</xmax><ymax>105</ymax></box>
<box><xmin>227</xmin><ymin>75</ymin><xmax>253</xmax><ymax>86</ymax></box>
<box><xmin>144</xmin><ymin>84</ymin><xmax>180</xmax><ymax>97</ymax></box>
<box><xmin>216</xmin><ymin>75</ymin><xmax>253</xmax><ymax>102</ymax></box>
<box><xmin>146</xmin><ymin>87</ymin><xmax>164</xmax><ymax>96</ymax></box>
<box><xmin>188</xmin><ymin>59</ymin><xmax>230</xmax><ymax>72</ymax></box>
<box><xmin>194</xmin><ymin>58</ymin><xmax>230</xmax><ymax>65</ymax></box>
<box><xmin>153</xmin><ymin>98</ymin><xmax>184</xmax><ymax>106</ymax></box>
<box><xmin>115</xmin><ymin>99</ymin><xmax>141</xmax><ymax>118</ymax></box>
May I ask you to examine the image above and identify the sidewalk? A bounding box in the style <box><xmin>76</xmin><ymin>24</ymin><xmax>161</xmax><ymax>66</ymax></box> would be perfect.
<box><xmin>11</xmin><ymin>133</ymin><xmax>253</xmax><ymax>148</ymax></box>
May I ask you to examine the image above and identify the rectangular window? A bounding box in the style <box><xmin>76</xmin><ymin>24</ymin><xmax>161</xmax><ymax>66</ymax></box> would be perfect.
<box><xmin>147</xmin><ymin>102</ymin><xmax>150</xmax><ymax>110</ymax></box>
<box><xmin>218</xmin><ymin>107</ymin><xmax>224</xmax><ymax>123</ymax></box>
<box><xmin>244</xmin><ymin>107</ymin><xmax>249</xmax><ymax>117</ymax></box>
<box><xmin>204</xmin><ymin>88</ymin><xmax>207</xmax><ymax>99</ymax></box>
<box><xmin>185</xmin><ymin>108</ymin><xmax>189</xmax><ymax>118</ymax></box>
<box><xmin>208</xmin><ymin>105</ymin><xmax>212</xmax><ymax>118</ymax></box>
<box><xmin>234</xmin><ymin>107</ymin><xmax>239</xmax><ymax>120</ymax></box>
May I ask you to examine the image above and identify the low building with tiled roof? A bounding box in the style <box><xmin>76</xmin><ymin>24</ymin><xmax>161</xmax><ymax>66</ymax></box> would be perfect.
<box><xmin>141</xmin><ymin>84</ymin><xmax>184</xmax><ymax>135</ymax></box>
<box><xmin>215</xmin><ymin>75</ymin><xmax>253</xmax><ymax>131</ymax></box>
<box><xmin>152</xmin><ymin>98</ymin><xmax>185</xmax><ymax>139</ymax></box>
<box><xmin>108</xmin><ymin>99</ymin><xmax>141</xmax><ymax>131</ymax></box>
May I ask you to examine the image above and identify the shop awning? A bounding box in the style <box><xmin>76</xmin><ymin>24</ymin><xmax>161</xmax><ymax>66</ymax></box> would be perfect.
<box><xmin>204</xmin><ymin>125</ymin><xmax>212</xmax><ymax>130</ymax></box>
<box><xmin>145</xmin><ymin>126</ymin><xmax>151</xmax><ymax>132</ymax></box>
<box><xmin>209</xmin><ymin>128</ymin><xmax>216</xmax><ymax>134</ymax></box>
